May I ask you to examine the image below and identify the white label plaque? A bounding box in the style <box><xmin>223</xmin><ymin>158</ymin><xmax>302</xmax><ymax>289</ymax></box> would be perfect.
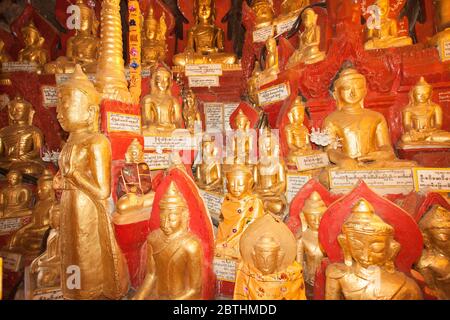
<box><xmin>286</xmin><ymin>174</ymin><xmax>311</xmax><ymax>203</ymax></box>
<box><xmin>204</xmin><ymin>103</ymin><xmax>224</xmax><ymax>132</ymax></box>
<box><xmin>329</xmin><ymin>168</ymin><xmax>414</xmax><ymax>189</ymax></box>
<box><xmin>257</xmin><ymin>83</ymin><xmax>290</xmax><ymax>106</ymax></box>
<box><xmin>213</xmin><ymin>258</ymin><xmax>237</xmax><ymax>282</ymax></box>
<box><xmin>0</xmin><ymin>216</ymin><xmax>31</xmax><ymax>235</ymax></box>
<box><xmin>107</xmin><ymin>112</ymin><xmax>141</xmax><ymax>133</ymax></box>
<box><xmin>144</xmin><ymin>134</ymin><xmax>197</xmax><ymax>150</ymax></box>
<box><xmin>144</xmin><ymin>152</ymin><xmax>170</xmax><ymax>170</ymax></box>
<box><xmin>439</xmin><ymin>40</ymin><xmax>450</xmax><ymax>62</ymax></box>
<box><xmin>41</xmin><ymin>86</ymin><xmax>58</xmax><ymax>107</ymax></box>
<box><xmin>413</xmin><ymin>168</ymin><xmax>450</xmax><ymax>192</ymax></box>
<box><xmin>0</xmin><ymin>251</ymin><xmax>22</xmax><ymax>272</ymax></box>
<box><xmin>185</xmin><ymin>64</ymin><xmax>222</xmax><ymax>76</ymax></box>
<box><xmin>296</xmin><ymin>153</ymin><xmax>330</xmax><ymax>171</ymax></box>
<box><xmin>2</xmin><ymin>62</ymin><xmax>37</xmax><ymax>73</ymax></box>
<box><xmin>253</xmin><ymin>25</ymin><xmax>274</xmax><ymax>43</ymax></box>
<box><xmin>188</xmin><ymin>75</ymin><xmax>220</xmax><ymax>87</ymax></box>
<box><xmin>199</xmin><ymin>190</ymin><xmax>224</xmax><ymax>218</ymax></box>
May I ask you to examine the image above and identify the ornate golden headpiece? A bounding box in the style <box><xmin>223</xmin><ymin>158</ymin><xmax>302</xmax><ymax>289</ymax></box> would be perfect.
<box><xmin>38</xmin><ymin>169</ymin><xmax>54</xmax><ymax>184</ymax></box>
<box><xmin>159</xmin><ymin>181</ymin><xmax>188</xmax><ymax>209</ymax></box>
<box><xmin>419</xmin><ymin>205</ymin><xmax>450</xmax><ymax>230</ymax></box>
<box><xmin>59</xmin><ymin>64</ymin><xmax>100</xmax><ymax>105</ymax></box>
<box><xmin>334</xmin><ymin>68</ymin><xmax>366</xmax><ymax>89</ymax></box>
<box><xmin>413</xmin><ymin>77</ymin><xmax>432</xmax><ymax>91</ymax></box>
<box><xmin>225</xmin><ymin>164</ymin><xmax>253</xmax><ymax>179</ymax></box>
<box><xmin>125</xmin><ymin>138</ymin><xmax>144</xmax><ymax>163</ymax></box>
<box><xmin>303</xmin><ymin>191</ymin><xmax>327</xmax><ymax>215</ymax></box>
<box><xmin>145</xmin><ymin>5</ymin><xmax>158</xmax><ymax>29</ymax></box>
<box><xmin>255</xmin><ymin>234</ymin><xmax>281</xmax><ymax>252</ymax></box>
<box><xmin>21</xmin><ymin>20</ymin><xmax>41</xmax><ymax>36</ymax></box>
<box><xmin>289</xmin><ymin>97</ymin><xmax>306</xmax><ymax>114</ymax></box>
<box><xmin>342</xmin><ymin>199</ymin><xmax>394</xmax><ymax>236</ymax></box>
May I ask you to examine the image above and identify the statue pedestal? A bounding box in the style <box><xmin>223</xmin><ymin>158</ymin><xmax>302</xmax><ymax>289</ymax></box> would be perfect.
<box><xmin>397</xmin><ymin>146</ymin><xmax>450</xmax><ymax>167</ymax></box>
<box><xmin>23</xmin><ymin>266</ymin><xmax>63</xmax><ymax>300</ymax></box>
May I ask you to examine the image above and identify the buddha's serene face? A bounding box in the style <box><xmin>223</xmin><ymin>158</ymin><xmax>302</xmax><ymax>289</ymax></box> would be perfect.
<box><xmin>413</xmin><ymin>87</ymin><xmax>431</xmax><ymax>104</ymax></box>
<box><xmin>198</xmin><ymin>2</ymin><xmax>212</xmax><ymax>21</ymax></box>
<box><xmin>227</xmin><ymin>174</ymin><xmax>249</xmax><ymax>199</ymax></box>
<box><xmin>304</xmin><ymin>211</ymin><xmax>322</xmax><ymax>231</ymax></box>
<box><xmin>337</xmin><ymin>77</ymin><xmax>366</xmax><ymax>106</ymax></box>
<box><xmin>377</xmin><ymin>0</ymin><xmax>390</xmax><ymax>17</ymax></box>
<box><xmin>302</xmin><ymin>11</ymin><xmax>316</xmax><ymax>28</ymax></box>
<box><xmin>290</xmin><ymin>106</ymin><xmax>304</xmax><ymax>124</ymax></box>
<box><xmin>79</xmin><ymin>11</ymin><xmax>92</xmax><ymax>33</ymax></box>
<box><xmin>37</xmin><ymin>181</ymin><xmax>53</xmax><ymax>200</ymax></box>
<box><xmin>145</xmin><ymin>24</ymin><xmax>157</xmax><ymax>40</ymax></box>
<box><xmin>57</xmin><ymin>89</ymin><xmax>91</xmax><ymax>132</ymax></box>
<box><xmin>23</xmin><ymin>29</ymin><xmax>39</xmax><ymax>47</ymax></box>
<box><xmin>7</xmin><ymin>172</ymin><xmax>20</xmax><ymax>186</ymax></box>
<box><xmin>345</xmin><ymin>232</ymin><xmax>392</xmax><ymax>268</ymax></box>
<box><xmin>254</xmin><ymin>247</ymin><xmax>279</xmax><ymax>275</ymax></box>
<box><xmin>155</xmin><ymin>69</ymin><xmax>171</xmax><ymax>92</ymax></box>
<box><xmin>9</xmin><ymin>101</ymin><xmax>29</xmax><ymax>122</ymax></box>
<box><xmin>425</xmin><ymin>227</ymin><xmax>450</xmax><ymax>256</ymax></box>
<box><xmin>160</xmin><ymin>206</ymin><xmax>184</xmax><ymax>236</ymax></box>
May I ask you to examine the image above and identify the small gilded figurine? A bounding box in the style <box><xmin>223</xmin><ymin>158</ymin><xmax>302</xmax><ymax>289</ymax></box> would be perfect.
<box><xmin>258</xmin><ymin>37</ymin><xmax>279</xmax><ymax>81</ymax></box>
<box><xmin>142</xmin><ymin>5</ymin><xmax>167</xmax><ymax>67</ymax></box>
<box><xmin>415</xmin><ymin>205</ymin><xmax>450</xmax><ymax>300</ymax></box>
<box><xmin>18</xmin><ymin>20</ymin><xmax>49</xmax><ymax>67</ymax></box>
<box><xmin>133</xmin><ymin>182</ymin><xmax>204</xmax><ymax>300</ymax></box>
<box><xmin>0</xmin><ymin>170</ymin><xmax>32</xmax><ymax>219</ymax></box>
<box><xmin>399</xmin><ymin>77</ymin><xmax>450</xmax><ymax>147</ymax></box>
<box><xmin>195</xmin><ymin>134</ymin><xmax>222</xmax><ymax>192</ymax></box>
<box><xmin>141</xmin><ymin>65</ymin><xmax>183</xmax><ymax>135</ymax></box>
<box><xmin>234</xmin><ymin>214</ymin><xmax>307</xmax><ymax>300</ymax></box>
<box><xmin>287</xmin><ymin>8</ymin><xmax>325</xmax><ymax>67</ymax></box>
<box><xmin>229</xmin><ymin>110</ymin><xmax>254</xmax><ymax>165</ymax></box>
<box><xmin>325</xmin><ymin>199</ymin><xmax>423</xmax><ymax>300</ymax></box>
<box><xmin>172</xmin><ymin>0</ymin><xmax>236</xmax><ymax>66</ymax></box>
<box><xmin>215</xmin><ymin>164</ymin><xmax>264</xmax><ymax>260</ymax></box>
<box><xmin>182</xmin><ymin>89</ymin><xmax>202</xmax><ymax>134</ymax></box>
<box><xmin>364</xmin><ymin>0</ymin><xmax>412</xmax><ymax>50</ymax></box>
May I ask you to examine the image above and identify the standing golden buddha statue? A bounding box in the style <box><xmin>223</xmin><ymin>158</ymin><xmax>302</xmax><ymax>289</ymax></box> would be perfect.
<box><xmin>364</xmin><ymin>0</ymin><xmax>412</xmax><ymax>50</ymax></box>
<box><xmin>133</xmin><ymin>182</ymin><xmax>204</xmax><ymax>300</ymax></box>
<box><xmin>17</xmin><ymin>20</ymin><xmax>49</xmax><ymax>68</ymax></box>
<box><xmin>44</xmin><ymin>0</ymin><xmax>99</xmax><ymax>74</ymax></box>
<box><xmin>6</xmin><ymin>170</ymin><xmax>54</xmax><ymax>256</ymax></box>
<box><xmin>322</xmin><ymin>68</ymin><xmax>415</xmax><ymax>169</ymax></box>
<box><xmin>172</xmin><ymin>0</ymin><xmax>237</xmax><ymax>66</ymax></box>
<box><xmin>215</xmin><ymin>164</ymin><xmax>264</xmax><ymax>260</ymax></box>
<box><xmin>195</xmin><ymin>134</ymin><xmax>222</xmax><ymax>192</ymax></box>
<box><xmin>251</xmin><ymin>0</ymin><xmax>274</xmax><ymax>28</ymax></box>
<box><xmin>0</xmin><ymin>96</ymin><xmax>45</xmax><ymax>177</ymax></box>
<box><xmin>229</xmin><ymin>110</ymin><xmax>254</xmax><ymax>165</ymax></box>
<box><xmin>399</xmin><ymin>77</ymin><xmax>450</xmax><ymax>147</ymax></box>
<box><xmin>287</xmin><ymin>8</ymin><xmax>325</xmax><ymax>68</ymax></box>
<box><xmin>254</xmin><ymin>129</ymin><xmax>287</xmax><ymax>218</ymax></box>
<box><xmin>56</xmin><ymin>65</ymin><xmax>128</xmax><ymax>299</ymax></box>
<box><xmin>234</xmin><ymin>214</ymin><xmax>307</xmax><ymax>300</ymax></box>
<box><xmin>142</xmin><ymin>6</ymin><xmax>167</xmax><ymax>67</ymax></box>
<box><xmin>415</xmin><ymin>206</ymin><xmax>450</xmax><ymax>300</ymax></box>
<box><xmin>0</xmin><ymin>170</ymin><xmax>32</xmax><ymax>219</ymax></box>
<box><xmin>325</xmin><ymin>199</ymin><xmax>422</xmax><ymax>300</ymax></box>
<box><xmin>182</xmin><ymin>89</ymin><xmax>202</xmax><ymax>134</ymax></box>
<box><xmin>141</xmin><ymin>66</ymin><xmax>183</xmax><ymax>136</ymax></box>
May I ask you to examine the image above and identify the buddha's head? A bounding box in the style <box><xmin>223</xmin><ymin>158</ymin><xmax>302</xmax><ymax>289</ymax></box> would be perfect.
<box><xmin>411</xmin><ymin>77</ymin><xmax>432</xmax><ymax>105</ymax></box>
<box><xmin>302</xmin><ymin>8</ymin><xmax>318</xmax><ymax>29</ymax></box>
<box><xmin>234</xmin><ymin>109</ymin><xmax>250</xmax><ymax>131</ymax></box>
<box><xmin>151</xmin><ymin>65</ymin><xmax>172</xmax><ymax>93</ymax></box>
<box><xmin>37</xmin><ymin>169</ymin><xmax>54</xmax><ymax>201</ymax></box>
<box><xmin>21</xmin><ymin>20</ymin><xmax>42</xmax><ymax>47</ymax></box>
<box><xmin>125</xmin><ymin>139</ymin><xmax>144</xmax><ymax>164</ymax></box>
<box><xmin>7</xmin><ymin>170</ymin><xmax>22</xmax><ymax>186</ymax></box>
<box><xmin>159</xmin><ymin>182</ymin><xmax>189</xmax><ymax>236</ymax></box>
<box><xmin>195</xmin><ymin>0</ymin><xmax>214</xmax><ymax>23</ymax></box>
<box><xmin>376</xmin><ymin>0</ymin><xmax>390</xmax><ymax>17</ymax></box>
<box><xmin>419</xmin><ymin>205</ymin><xmax>450</xmax><ymax>257</ymax></box>
<box><xmin>338</xmin><ymin>199</ymin><xmax>399</xmax><ymax>271</ymax></box>
<box><xmin>57</xmin><ymin>65</ymin><xmax>100</xmax><ymax>133</ymax></box>
<box><xmin>226</xmin><ymin>164</ymin><xmax>253</xmax><ymax>199</ymax></box>
<box><xmin>303</xmin><ymin>191</ymin><xmax>327</xmax><ymax>231</ymax></box>
<box><xmin>144</xmin><ymin>6</ymin><xmax>159</xmax><ymax>40</ymax></box>
<box><xmin>288</xmin><ymin>97</ymin><xmax>306</xmax><ymax>124</ymax></box>
<box><xmin>333</xmin><ymin>68</ymin><xmax>367</xmax><ymax>110</ymax></box>
<box><xmin>252</xmin><ymin>234</ymin><xmax>284</xmax><ymax>275</ymax></box>
<box><xmin>76</xmin><ymin>0</ymin><xmax>97</xmax><ymax>34</ymax></box>
<box><xmin>8</xmin><ymin>96</ymin><xmax>34</xmax><ymax>125</ymax></box>
<box><xmin>252</xmin><ymin>0</ymin><xmax>274</xmax><ymax>26</ymax></box>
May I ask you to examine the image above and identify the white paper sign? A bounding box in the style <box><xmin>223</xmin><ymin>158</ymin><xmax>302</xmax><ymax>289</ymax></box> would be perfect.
<box><xmin>107</xmin><ymin>112</ymin><xmax>141</xmax><ymax>133</ymax></box>
<box><xmin>41</xmin><ymin>86</ymin><xmax>58</xmax><ymax>107</ymax></box>
<box><xmin>438</xmin><ymin>91</ymin><xmax>450</xmax><ymax>103</ymax></box>
<box><xmin>144</xmin><ymin>152</ymin><xmax>170</xmax><ymax>170</ymax></box>
<box><xmin>296</xmin><ymin>153</ymin><xmax>330</xmax><ymax>171</ymax></box>
<box><xmin>286</xmin><ymin>174</ymin><xmax>311</xmax><ymax>203</ymax></box>
<box><xmin>329</xmin><ymin>168</ymin><xmax>414</xmax><ymax>189</ymax></box>
<box><xmin>0</xmin><ymin>251</ymin><xmax>22</xmax><ymax>272</ymax></box>
<box><xmin>253</xmin><ymin>25</ymin><xmax>274</xmax><ymax>43</ymax></box>
<box><xmin>144</xmin><ymin>134</ymin><xmax>197</xmax><ymax>150</ymax></box>
<box><xmin>199</xmin><ymin>190</ymin><xmax>224</xmax><ymax>218</ymax></box>
<box><xmin>185</xmin><ymin>64</ymin><xmax>222</xmax><ymax>76</ymax></box>
<box><xmin>204</xmin><ymin>103</ymin><xmax>224</xmax><ymax>132</ymax></box>
<box><xmin>257</xmin><ymin>83</ymin><xmax>290</xmax><ymax>106</ymax></box>
<box><xmin>2</xmin><ymin>62</ymin><xmax>37</xmax><ymax>73</ymax></box>
<box><xmin>276</xmin><ymin>16</ymin><xmax>297</xmax><ymax>35</ymax></box>
<box><xmin>188</xmin><ymin>75</ymin><xmax>220</xmax><ymax>87</ymax></box>
<box><xmin>413</xmin><ymin>168</ymin><xmax>450</xmax><ymax>192</ymax></box>
<box><xmin>213</xmin><ymin>258</ymin><xmax>237</xmax><ymax>282</ymax></box>
<box><xmin>55</xmin><ymin>73</ymin><xmax>95</xmax><ymax>85</ymax></box>
<box><xmin>0</xmin><ymin>216</ymin><xmax>31</xmax><ymax>235</ymax></box>
<box><xmin>223</xmin><ymin>103</ymin><xmax>239</xmax><ymax>131</ymax></box>
<box><xmin>439</xmin><ymin>40</ymin><xmax>450</xmax><ymax>62</ymax></box>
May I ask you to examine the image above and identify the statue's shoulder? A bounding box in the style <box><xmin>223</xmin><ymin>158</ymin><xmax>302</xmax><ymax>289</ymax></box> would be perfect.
<box><xmin>326</xmin><ymin>263</ymin><xmax>348</xmax><ymax>279</ymax></box>
<box><xmin>182</xmin><ymin>232</ymin><xmax>202</xmax><ymax>254</ymax></box>
<box><xmin>87</xmin><ymin>133</ymin><xmax>111</xmax><ymax>148</ymax></box>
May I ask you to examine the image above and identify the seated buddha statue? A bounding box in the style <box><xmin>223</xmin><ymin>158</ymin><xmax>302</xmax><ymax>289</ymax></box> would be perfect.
<box><xmin>364</xmin><ymin>0</ymin><xmax>412</xmax><ymax>50</ymax></box>
<box><xmin>287</xmin><ymin>8</ymin><xmax>325</xmax><ymax>68</ymax></box>
<box><xmin>44</xmin><ymin>0</ymin><xmax>99</xmax><ymax>74</ymax></box>
<box><xmin>195</xmin><ymin>134</ymin><xmax>222</xmax><ymax>193</ymax></box>
<box><xmin>251</xmin><ymin>0</ymin><xmax>275</xmax><ymax>28</ymax></box>
<box><xmin>17</xmin><ymin>20</ymin><xmax>49</xmax><ymax>68</ymax></box>
<box><xmin>325</xmin><ymin>199</ymin><xmax>423</xmax><ymax>300</ymax></box>
<box><xmin>399</xmin><ymin>77</ymin><xmax>450</xmax><ymax>147</ymax></box>
<box><xmin>254</xmin><ymin>129</ymin><xmax>287</xmax><ymax>218</ymax></box>
<box><xmin>229</xmin><ymin>110</ymin><xmax>254</xmax><ymax>165</ymax></box>
<box><xmin>141</xmin><ymin>66</ymin><xmax>183</xmax><ymax>136</ymax></box>
<box><xmin>182</xmin><ymin>89</ymin><xmax>202</xmax><ymax>134</ymax></box>
<box><xmin>6</xmin><ymin>170</ymin><xmax>54</xmax><ymax>256</ymax></box>
<box><xmin>234</xmin><ymin>214</ymin><xmax>307</xmax><ymax>300</ymax></box>
<box><xmin>172</xmin><ymin>0</ymin><xmax>236</xmax><ymax>66</ymax></box>
<box><xmin>322</xmin><ymin>68</ymin><xmax>416</xmax><ymax>170</ymax></box>
<box><xmin>133</xmin><ymin>182</ymin><xmax>204</xmax><ymax>300</ymax></box>
<box><xmin>0</xmin><ymin>170</ymin><xmax>32</xmax><ymax>219</ymax></box>
<box><xmin>0</xmin><ymin>96</ymin><xmax>45</xmax><ymax>177</ymax></box>
<box><xmin>215</xmin><ymin>164</ymin><xmax>265</xmax><ymax>260</ymax></box>
<box><xmin>297</xmin><ymin>191</ymin><xmax>327</xmax><ymax>290</ymax></box>
<box><xmin>257</xmin><ymin>37</ymin><xmax>279</xmax><ymax>83</ymax></box>
<box><xmin>415</xmin><ymin>205</ymin><xmax>450</xmax><ymax>300</ymax></box>
<box><xmin>141</xmin><ymin>5</ymin><xmax>167</xmax><ymax>67</ymax></box>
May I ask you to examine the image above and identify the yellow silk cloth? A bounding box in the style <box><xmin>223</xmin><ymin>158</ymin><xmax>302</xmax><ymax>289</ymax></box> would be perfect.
<box><xmin>215</xmin><ymin>194</ymin><xmax>265</xmax><ymax>259</ymax></box>
<box><xmin>234</xmin><ymin>261</ymin><xmax>307</xmax><ymax>300</ymax></box>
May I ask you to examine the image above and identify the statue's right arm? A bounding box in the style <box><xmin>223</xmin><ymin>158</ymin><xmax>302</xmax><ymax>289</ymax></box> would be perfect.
<box><xmin>402</xmin><ymin>109</ymin><xmax>413</xmax><ymax>132</ymax></box>
<box><xmin>325</xmin><ymin>264</ymin><xmax>344</xmax><ymax>300</ymax></box>
<box><xmin>132</xmin><ymin>242</ymin><xmax>156</xmax><ymax>300</ymax></box>
<box><xmin>141</xmin><ymin>98</ymin><xmax>153</xmax><ymax>128</ymax></box>
<box><xmin>186</xmin><ymin>29</ymin><xmax>195</xmax><ymax>52</ymax></box>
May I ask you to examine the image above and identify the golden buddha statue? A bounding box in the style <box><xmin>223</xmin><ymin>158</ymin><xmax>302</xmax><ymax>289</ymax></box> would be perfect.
<box><xmin>286</xmin><ymin>8</ymin><xmax>325</xmax><ymax>67</ymax></box>
<box><xmin>399</xmin><ymin>77</ymin><xmax>450</xmax><ymax>147</ymax></box>
<box><xmin>364</xmin><ymin>0</ymin><xmax>412</xmax><ymax>50</ymax></box>
<box><xmin>297</xmin><ymin>191</ymin><xmax>326</xmax><ymax>288</ymax></box>
<box><xmin>56</xmin><ymin>65</ymin><xmax>128</xmax><ymax>300</ymax></box>
<box><xmin>229</xmin><ymin>110</ymin><xmax>254</xmax><ymax>165</ymax></box>
<box><xmin>141</xmin><ymin>66</ymin><xmax>183</xmax><ymax>136</ymax></box>
<box><xmin>0</xmin><ymin>170</ymin><xmax>32</xmax><ymax>219</ymax></box>
<box><xmin>234</xmin><ymin>214</ymin><xmax>306</xmax><ymax>300</ymax></box>
<box><xmin>415</xmin><ymin>206</ymin><xmax>450</xmax><ymax>300</ymax></box>
<box><xmin>280</xmin><ymin>0</ymin><xmax>309</xmax><ymax>16</ymax></box>
<box><xmin>195</xmin><ymin>134</ymin><xmax>222</xmax><ymax>192</ymax></box>
<box><xmin>429</xmin><ymin>0</ymin><xmax>450</xmax><ymax>51</ymax></box>
<box><xmin>0</xmin><ymin>96</ymin><xmax>45</xmax><ymax>177</ymax></box>
<box><xmin>142</xmin><ymin>5</ymin><xmax>167</xmax><ymax>67</ymax></box>
<box><xmin>257</xmin><ymin>37</ymin><xmax>279</xmax><ymax>82</ymax></box>
<box><xmin>215</xmin><ymin>164</ymin><xmax>264</xmax><ymax>260</ymax></box>
<box><xmin>6</xmin><ymin>170</ymin><xmax>54</xmax><ymax>256</ymax></box>
<box><xmin>133</xmin><ymin>182</ymin><xmax>204</xmax><ymax>300</ymax></box>
<box><xmin>254</xmin><ymin>129</ymin><xmax>287</xmax><ymax>218</ymax></box>
<box><xmin>323</xmin><ymin>68</ymin><xmax>416</xmax><ymax>169</ymax></box>
<box><xmin>325</xmin><ymin>199</ymin><xmax>423</xmax><ymax>300</ymax></box>
<box><xmin>17</xmin><ymin>20</ymin><xmax>49</xmax><ymax>67</ymax></box>
<box><xmin>44</xmin><ymin>0</ymin><xmax>99</xmax><ymax>74</ymax></box>
<box><xmin>182</xmin><ymin>89</ymin><xmax>202</xmax><ymax>134</ymax></box>
<box><xmin>251</xmin><ymin>0</ymin><xmax>274</xmax><ymax>28</ymax></box>
<box><xmin>172</xmin><ymin>0</ymin><xmax>237</xmax><ymax>66</ymax></box>
<box><xmin>247</xmin><ymin>64</ymin><xmax>261</xmax><ymax>106</ymax></box>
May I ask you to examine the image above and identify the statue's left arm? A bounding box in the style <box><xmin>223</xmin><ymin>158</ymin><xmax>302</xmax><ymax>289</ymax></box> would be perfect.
<box><xmin>364</xmin><ymin>116</ymin><xmax>396</xmax><ymax>161</ymax></box>
<box><xmin>216</xmin><ymin>28</ymin><xmax>225</xmax><ymax>53</ymax></box>
<box><xmin>173</xmin><ymin>99</ymin><xmax>183</xmax><ymax>128</ymax></box>
<box><xmin>26</xmin><ymin>129</ymin><xmax>44</xmax><ymax>160</ymax></box>
<box><xmin>433</xmin><ymin>104</ymin><xmax>444</xmax><ymax>129</ymax></box>
<box><xmin>174</xmin><ymin>239</ymin><xmax>203</xmax><ymax>300</ymax></box>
